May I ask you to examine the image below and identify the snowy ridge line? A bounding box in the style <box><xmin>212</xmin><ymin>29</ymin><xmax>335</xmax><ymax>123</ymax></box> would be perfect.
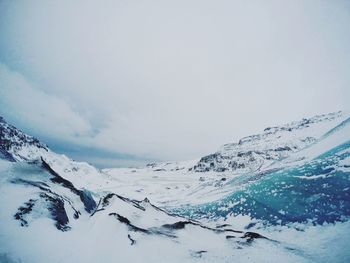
<box><xmin>191</xmin><ymin>111</ymin><xmax>347</xmax><ymax>173</ymax></box>
<box><xmin>90</xmin><ymin>191</ymin><xmax>272</xmax><ymax>243</ymax></box>
<box><xmin>40</xmin><ymin>157</ymin><xmax>97</xmax><ymax>213</ymax></box>
<box><xmin>0</xmin><ymin>112</ymin><xmax>349</xmax><ymax>262</ymax></box>
<box><xmin>0</xmin><ymin>116</ymin><xmax>48</xmax><ymax>162</ymax></box>
<box><xmin>320</xmin><ymin>116</ymin><xmax>350</xmax><ymax>140</ymax></box>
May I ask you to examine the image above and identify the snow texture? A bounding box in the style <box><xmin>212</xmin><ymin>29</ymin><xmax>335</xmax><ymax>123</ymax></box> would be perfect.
<box><xmin>0</xmin><ymin>112</ymin><xmax>349</xmax><ymax>263</ymax></box>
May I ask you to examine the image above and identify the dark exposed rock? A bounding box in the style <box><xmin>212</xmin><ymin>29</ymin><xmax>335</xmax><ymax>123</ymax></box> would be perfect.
<box><xmin>128</xmin><ymin>234</ymin><xmax>136</xmax><ymax>245</ymax></box>
<box><xmin>79</xmin><ymin>190</ymin><xmax>96</xmax><ymax>214</ymax></box>
<box><xmin>12</xmin><ymin>177</ymin><xmax>82</xmax><ymax>221</ymax></box>
<box><xmin>217</xmin><ymin>167</ymin><xmax>228</xmax><ymax>172</ymax></box>
<box><xmin>101</xmin><ymin>193</ymin><xmax>115</xmax><ymax>207</ymax></box>
<box><xmin>101</xmin><ymin>193</ymin><xmax>145</xmax><ymax>211</ymax></box>
<box><xmin>162</xmin><ymin>221</ymin><xmax>192</xmax><ymax>230</ymax></box>
<box><xmin>0</xmin><ymin>116</ymin><xmax>48</xmax><ymax>159</ymax></box>
<box><xmin>39</xmin><ymin>193</ymin><xmax>71</xmax><ymax>231</ymax></box>
<box><xmin>191</xmin><ymin>250</ymin><xmax>207</xmax><ymax>258</ymax></box>
<box><xmin>274</xmin><ymin>146</ymin><xmax>292</xmax><ymax>152</ymax></box>
<box><xmin>222</xmin><ymin>229</ymin><xmax>244</xmax><ymax>234</ymax></box>
<box><xmin>242</xmin><ymin>232</ymin><xmax>267</xmax><ymax>242</ymax></box>
<box><xmin>11</xmin><ymin>178</ymin><xmax>50</xmax><ymax>191</ymax></box>
<box><xmin>14</xmin><ymin>190</ymin><xmax>71</xmax><ymax>231</ymax></box>
<box><xmin>41</xmin><ymin>158</ymin><xmax>96</xmax><ymax>213</ymax></box>
<box><xmin>14</xmin><ymin>199</ymin><xmax>36</xmax><ymax>227</ymax></box>
<box><xmin>216</xmin><ymin>224</ymin><xmax>231</xmax><ymax>228</ymax></box>
<box><xmin>0</xmin><ymin>148</ymin><xmax>16</xmax><ymax>162</ymax></box>
<box><xmin>109</xmin><ymin>213</ymin><xmax>150</xmax><ymax>233</ymax></box>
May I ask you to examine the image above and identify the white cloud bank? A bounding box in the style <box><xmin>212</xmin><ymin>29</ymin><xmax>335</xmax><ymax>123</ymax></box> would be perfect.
<box><xmin>0</xmin><ymin>64</ymin><xmax>92</xmax><ymax>142</ymax></box>
<box><xmin>0</xmin><ymin>0</ymin><xmax>350</xmax><ymax>161</ymax></box>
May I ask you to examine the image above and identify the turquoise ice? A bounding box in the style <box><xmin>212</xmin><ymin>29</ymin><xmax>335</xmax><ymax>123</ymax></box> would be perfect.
<box><xmin>173</xmin><ymin>141</ymin><xmax>350</xmax><ymax>225</ymax></box>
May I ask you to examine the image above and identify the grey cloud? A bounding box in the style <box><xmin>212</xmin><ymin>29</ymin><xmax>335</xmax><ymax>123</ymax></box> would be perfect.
<box><xmin>0</xmin><ymin>0</ymin><xmax>349</xmax><ymax>162</ymax></box>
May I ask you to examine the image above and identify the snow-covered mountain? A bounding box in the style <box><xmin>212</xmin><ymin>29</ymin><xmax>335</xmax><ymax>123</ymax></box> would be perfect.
<box><xmin>0</xmin><ymin>112</ymin><xmax>349</xmax><ymax>263</ymax></box>
<box><xmin>192</xmin><ymin>111</ymin><xmax>346</xmax><ymax>173</ymax></box>
<box><xmin>0</xmin><ymin>116</ymin><xmax>275</xmax><ymax>262</ymax></box>
<box><xmin>0</xmin><ymin>116</ymin><xmax>48</xmax><ymax>162</ymax></box>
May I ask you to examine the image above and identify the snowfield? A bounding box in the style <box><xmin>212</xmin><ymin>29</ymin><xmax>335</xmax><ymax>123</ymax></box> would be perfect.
<box><xmin>0</xmin><ymin>112</ymin><xmax>349</xmax><ymax>263</ymax></box>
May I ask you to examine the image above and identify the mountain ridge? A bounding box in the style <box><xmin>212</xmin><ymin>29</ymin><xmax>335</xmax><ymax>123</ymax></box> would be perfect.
<box><xmin>0</xmin><ymin>111</ymin><xmax>349</xmax><ymax>262</ymax></box>
<box><xmin>191</xmin><ymin>111</ymin><xmax>347</xmax><ymax>173</ymax></box>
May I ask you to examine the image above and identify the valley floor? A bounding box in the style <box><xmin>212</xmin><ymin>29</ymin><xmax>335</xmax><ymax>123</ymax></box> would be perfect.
<box><xmin>1</xmin><ymin>113</ymin><xmax>349</xmax><ymax>263</ymax></box>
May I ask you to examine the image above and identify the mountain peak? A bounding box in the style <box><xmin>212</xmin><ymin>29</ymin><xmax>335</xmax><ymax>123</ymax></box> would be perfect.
<box><xmin>0</xmin><ymin>116</ymin><xmax>48</xmax><ymax>161</ymax></box>
<box><xmin>192</xmin><ymin>111</ymin><xmax>347</xmax><ymax>173</ymax></box>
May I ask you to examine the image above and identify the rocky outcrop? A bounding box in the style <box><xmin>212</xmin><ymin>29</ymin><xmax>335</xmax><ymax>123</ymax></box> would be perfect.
<box><xmin>192</xmin><ymin>111</ymin><xmax>344</xmax><ymax>173</ymax></box>
<box><xmin>0</xmin><ymin>116</ymin><xmax>48</xmax><ymax>161</ymax></box>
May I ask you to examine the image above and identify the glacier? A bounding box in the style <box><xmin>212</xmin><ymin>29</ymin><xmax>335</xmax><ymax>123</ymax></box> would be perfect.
<box><xmin>0</xmin><ymin>112</ymin><xmax>349</xmax><ymax>263</ymax></box>
<box><xmin>173</xmin><ymin>141</ymin><xmax>350</xmax><ymax>225</ymax></box>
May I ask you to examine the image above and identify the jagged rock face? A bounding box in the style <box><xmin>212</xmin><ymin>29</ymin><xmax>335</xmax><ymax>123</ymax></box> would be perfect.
<box><xmin>192</xmin><ymin>111</ymin><xmax>344</xmax><ymax>173</ymax></box>
<box><xmin>0</xmin><ymin>116</ymin><xmax>103</xmax><ymax>191</ymax></box>
<box><xmin>9</xmin><ymin>160</ymin><xmax>95</xmax><ymax>231</ymax></box>
<box><xmin>0</xmin><ymin>117</ymin><xmax>48</xmax><ymax>161</ymax></box>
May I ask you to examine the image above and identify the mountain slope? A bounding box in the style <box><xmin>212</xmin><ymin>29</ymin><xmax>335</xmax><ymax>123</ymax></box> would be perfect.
<box><xmin>191</xmin><ymin>111</ymin><xmax>346</xmax><ymax>173</ymax></box>
<box><xmin>0</xmin><ymin>116</ymin><xmax>48</xmax><ymax>161</ymax></box>
<box><xmin>0</xmin><ymin>116</ymin><xmax>279</xmax><ymax>263</ymax></box>
<box><xmin>0</xmin><ymin>112</ymin><xmax>349</xmax><ymax>263</ymax></box>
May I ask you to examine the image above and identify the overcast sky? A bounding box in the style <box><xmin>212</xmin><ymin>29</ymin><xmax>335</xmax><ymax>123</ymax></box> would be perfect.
<box><xmin>0</xmin><ymin>0</ymin><xmax>349</xmax><ymax>167</ymax></box>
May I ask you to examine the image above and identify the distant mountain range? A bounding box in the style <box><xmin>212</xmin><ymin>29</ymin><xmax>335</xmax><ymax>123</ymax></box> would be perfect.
<box><xmin>0</xmin><ymin>111</ymin><xmax>349</xmax><ymax>263</ymax></box>
<box><xmin>192</xmin><ymin>111</ymin><xmax>346</xmax><ymax>172</ymax></box>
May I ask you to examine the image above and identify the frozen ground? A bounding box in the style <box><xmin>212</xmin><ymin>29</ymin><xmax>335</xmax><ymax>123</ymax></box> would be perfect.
<box><xmin>0</xmin><ymin>112</ymin><xmax>349</xmax><ymax>263</ymax></box>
